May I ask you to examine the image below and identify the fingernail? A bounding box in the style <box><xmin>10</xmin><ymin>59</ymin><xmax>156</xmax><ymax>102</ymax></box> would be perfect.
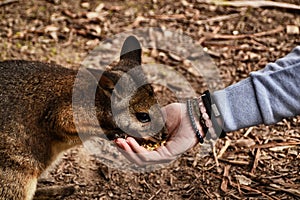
<box><xmin>126</xmin><ymin>137</ymin><xmax>134</xmax><ymax>143</ymax></box>
<box><xmin>115</xmin><ymin>138</ymin><xmax>125</xmax><ymax>144</ymax></box>
<box><xmin>115</xmin><ymin>139</ymin><xmax>121</xmax><ymax>145</ymax></box>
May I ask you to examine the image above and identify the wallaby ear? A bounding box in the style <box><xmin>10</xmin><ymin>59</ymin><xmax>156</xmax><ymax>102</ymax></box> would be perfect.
<box><xmin>86</xmin><ymin>68</ymin><xmax>115</xmax><ymax>91</ymax></box>
<box><xmin>99</xmin><ymin>72</ymin><xmax>115</xmax><ymax>91</ymax></box>
<box><xmin>86</xmin><ymin>68</ymin><xmax>103</xmax><ymax>81</ymax></box>
<box><xmin>120</xmin><ymin>36</ymin><xmax>142</xmax><ymax>65</ymax></box>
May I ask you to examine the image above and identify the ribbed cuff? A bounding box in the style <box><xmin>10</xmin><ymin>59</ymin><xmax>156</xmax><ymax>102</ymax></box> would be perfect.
<box><xmin>212</xmin><ymin>78</ymin><xmax>263</xmax><ymax>132</ymax></box>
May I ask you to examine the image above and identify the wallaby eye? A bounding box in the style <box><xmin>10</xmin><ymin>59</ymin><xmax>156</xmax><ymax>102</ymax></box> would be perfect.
<box><xmin>136</xmin><ymin>112</ymin><xmax>151</xmax><ymax>123</ymax></box>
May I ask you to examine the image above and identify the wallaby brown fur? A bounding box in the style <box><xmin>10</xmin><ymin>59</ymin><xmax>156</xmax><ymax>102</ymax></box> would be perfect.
<box><xmin>0</xmin><ymin>36</ymin><xmax>164</xmax><ymax>200</ymax></box>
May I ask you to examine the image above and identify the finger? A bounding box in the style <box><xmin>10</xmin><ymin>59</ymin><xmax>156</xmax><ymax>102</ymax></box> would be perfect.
<box><xmin>117</xmin><ymin>138</ymin><xmax>177</xmax><ymax>165</ymax></box>
<box><xmin>161</xmin><ymin>103</ymin><xmax>182</xmax><ymax>133</ymax></box>
<box><xmin>115</xmin><ymin>138</ymin><xmax>145</xmax><ymax>166</ymax></box>
<box><xmin>125</xmin><ymin>137</ymin><xmax>171</xmax><ymax>164</ymax></box>
<box><xmin>115</xmin><ymin>138</ymin><xmax>132</xmax><ymax>151</ymax></box>
<box><xmin>132</xmin><ymin>139</ymin><xmax>180</xmax><ymax>164</ymax></box>
<box><xmin>126</xmin><ymin>137</ymin><xmax>148</xmax><ymax>154</ymax></box>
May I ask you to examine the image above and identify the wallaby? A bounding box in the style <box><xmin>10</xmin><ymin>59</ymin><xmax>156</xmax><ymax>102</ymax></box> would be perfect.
<box><xmin>0</xmin><ymin>36</ymin><xmax>165</xmax><ymax>200</ymax></box>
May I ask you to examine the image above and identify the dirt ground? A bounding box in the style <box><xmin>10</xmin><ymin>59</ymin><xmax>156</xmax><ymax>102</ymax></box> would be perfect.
<box><xmin>0</xmin><ymin>0</ymin><xmax>300</xmax><ymax>199</ymax></box>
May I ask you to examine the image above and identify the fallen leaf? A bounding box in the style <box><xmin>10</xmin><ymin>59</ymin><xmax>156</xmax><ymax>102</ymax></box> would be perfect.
<box><xmin>234</xmin><ymin>138</ymin><xmax>256</xmax><ymax>148</ymax></box>
<box><xmin>235</xmin><ymin>175</ymin><xmax>252</xmax><ymax>186</ymax></box>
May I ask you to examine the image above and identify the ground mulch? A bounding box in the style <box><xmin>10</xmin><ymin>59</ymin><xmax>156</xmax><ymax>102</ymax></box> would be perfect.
<box><xmin>0</xmin><ymin>0</ymin><xmax>299</xmax><ymax>199</ymax></box>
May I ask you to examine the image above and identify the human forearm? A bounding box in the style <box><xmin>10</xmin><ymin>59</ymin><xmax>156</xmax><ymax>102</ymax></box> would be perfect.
<box><xmin>213</xmin><ymin>46</ymin><xmax>300</xmax><ymax>132</ymax></box>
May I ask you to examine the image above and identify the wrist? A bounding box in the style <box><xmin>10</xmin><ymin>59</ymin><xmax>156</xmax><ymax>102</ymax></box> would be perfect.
<box><xmin>199</xmin><ymin>90</ymin><xmax>226</xmax><ymax>139</ymax></box>
<box><xmin>186</xmin><ymin>90</ymin><xmax>226</xmax><ymax>144</ymax></box>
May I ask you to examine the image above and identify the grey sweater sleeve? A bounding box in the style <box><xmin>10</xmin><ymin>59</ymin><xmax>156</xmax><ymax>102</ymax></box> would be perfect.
<box><xmin>213</xmin><ymin>46</ymin><xmax>300</xmax><ymax>132</ymax></box>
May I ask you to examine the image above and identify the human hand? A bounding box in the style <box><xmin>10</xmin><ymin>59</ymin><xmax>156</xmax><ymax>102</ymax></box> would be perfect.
<box><xmin>114</xmin><ymin>103</ymin><xmax>204</xmax><ymax>166</ymax></box>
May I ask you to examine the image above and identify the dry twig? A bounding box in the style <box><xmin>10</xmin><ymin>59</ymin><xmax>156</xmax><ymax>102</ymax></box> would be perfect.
<box><xmin>212</xmin><ymin>140</ymin><xmax>220</xmax><ymax>167</ymax></box>
<box><xmin>217</xmin><ymin>139</ymin><xmax>231</xmax><ymax>159</ymax></box>
<box><xmin>268</xmin><ymin>184</ymin><xmax>300</xmax><ymax>198</ymax></box>
<box><xmin>203</xmin><ymin>26</ymin><xmax>284</xmax><ymax>41</ymax></box>
<box><xmin>218</xmin><ymin>158</ymin><xmax>250</xmax><ymax>165</ymax></box>
<box><xmin>244</xmin><ymin>127</ymin><xmax>254</xmax><ymax>137</ymax></box>
<box><xmin>0</xmin><ymin>0</ymin><xmax>18</xmax><ymax>6</ymax></box>
<box><xmin>205</xmin><ymin>0</ymin><xmax>300</xmax><ymax>11</ymax></box>
<box><xmin>221</xmin><ymin>165</ymin><xmax>231</xmax><ymax>192</ymax></box>
<box><xmin>251</xmin><ymin>148</ymin><xmax>260</xmax><ymax>174</ymax></box>
<box><xmin>148</xmin><ymin>188</ymin><xmax>162</xmax><ymax>200</ymax></box>
<box><xmin>195</xmin><ymin>13</ymin><xmax>240</xmax><ymax>25</ymax></box>
<box><xmin>252</xmin><ymin>141</ymin><xmax>300</xmax><ymax>149</ymax></box>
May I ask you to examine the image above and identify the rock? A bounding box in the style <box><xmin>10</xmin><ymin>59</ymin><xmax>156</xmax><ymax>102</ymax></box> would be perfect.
<box><xmin>286</xmin><ymin>25</ymin><xmax>299</xmax><ymax>35</ymax></box>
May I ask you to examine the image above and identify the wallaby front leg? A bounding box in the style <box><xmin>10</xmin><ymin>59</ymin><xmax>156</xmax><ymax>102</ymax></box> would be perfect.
<box><xmin>0</xmin><ymin>168</ymin><xmax>38</xmax><ymax>200</ymax></box>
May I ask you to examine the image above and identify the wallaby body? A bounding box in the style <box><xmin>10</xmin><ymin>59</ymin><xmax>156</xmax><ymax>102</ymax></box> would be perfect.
<box><xmin>0</xmin><ymin>61</ymin><xmax>77</xmax><ymax>200</ymax></box>
<box><xmin>0</xmin><ymin>36</ymin><xmax>164</xmax><ymax>200</ymax></box>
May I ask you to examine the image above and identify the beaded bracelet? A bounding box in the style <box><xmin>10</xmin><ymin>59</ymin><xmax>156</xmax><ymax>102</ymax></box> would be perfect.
<box><xmin>186</xmin><ymin>99</ymin><xmax>204</xmax><ymax>143</ymax></box>
<box><xmin>187</xmin><ymin>90</ymin><xmax>226</xmax><ymax>144</ymax></box>
<box><xmin>196</xmin><ymin>98</ymin><xmax>216</xmax><ymax>139</ymax></box>
<box><xmin>192</xmin><ymin>98</ymin><xmax>208</xmax><ymax>134</ymax></box>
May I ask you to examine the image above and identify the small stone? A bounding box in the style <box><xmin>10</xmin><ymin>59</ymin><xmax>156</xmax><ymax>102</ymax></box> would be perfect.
<box><xmin>86</xmin><ymin>12</ymin><xmax>99</xmax><ymax>19</ymax></box>
<box><xmin>248</xmin><ymin>52</ymin><xmax>261</xmax><ymax>60</ymax></box>
<box><xmin>181</xmin><ymin>0</ymin><xmax>189</xmax><ymax>6</ymax></box>
<box><xmin>232</xmin><ymin>30</ymin><xmax>239</xmax><ymax>35</ymax></box>
<box><xmin>286</xmin><ymin>25</ymin><xmax>299</xmax><ymax>35</ymax></box>
<box><xmin>95</xmin><ymin>3</ymin><xmax>105</xmax><ymax>12</ymax></box>
<box><xmin>81</xmin><ymin>2</ymin><xmax>90</xmax><ymax>9</ymax></box>
<box><xmin>108</xmin><ymin>191</ymin><xmax>113</xmax><ymax>197</ymax></box>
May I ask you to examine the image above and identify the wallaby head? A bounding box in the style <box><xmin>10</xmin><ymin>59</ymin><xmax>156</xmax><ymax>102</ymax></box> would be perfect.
<box><xmin>85</xmin><ymin>36</ymin><xmax>166</xmax><ymax>144</ymax></box>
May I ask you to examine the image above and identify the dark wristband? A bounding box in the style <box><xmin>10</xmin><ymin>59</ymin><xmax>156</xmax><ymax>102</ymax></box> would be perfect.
<box><xmin>201</xmin><ymin>90</ymin><xmax>226</xmax><ymax>138</ymax></box>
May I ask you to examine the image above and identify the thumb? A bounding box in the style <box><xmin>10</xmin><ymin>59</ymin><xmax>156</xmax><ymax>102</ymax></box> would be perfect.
<box><xmin>161</xmin><ymin>103</ymin><xmax>183</xmax><ymax>134</ymax></box>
